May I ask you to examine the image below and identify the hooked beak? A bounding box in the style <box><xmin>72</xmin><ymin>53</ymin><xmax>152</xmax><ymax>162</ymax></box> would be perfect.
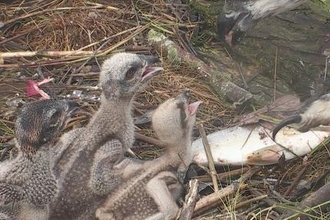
<box><xmin>217</xmin><ymin>11</ymin><xmax>252</xmax><ymax>45</ymax></box>
<box><xmin>217</xmin><ymin>13</ymin><xmax>238</xmax><ymax>42</ymax></box>
<box><xmin>139</xmin><ymin>55</ymin><xmax>164</xmax><ymax>82</ymax></box>
<box><xmin>272</xmin><ymin>115</ymin><xmax>302</xmax><ymax>140</ymax></box>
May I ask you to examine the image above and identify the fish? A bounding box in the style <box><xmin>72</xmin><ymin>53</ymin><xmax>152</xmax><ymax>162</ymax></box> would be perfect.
<box><xmin>192</xmin><ymin>125</ymin><xmax>330</xmax><ymax>166</ymax></box>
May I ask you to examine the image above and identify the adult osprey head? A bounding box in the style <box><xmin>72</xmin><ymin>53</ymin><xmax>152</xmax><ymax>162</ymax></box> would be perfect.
<box><xmin>217</xmin><ymin>0</ymin><xmax>307</xmax><ymax>44</ymax></box>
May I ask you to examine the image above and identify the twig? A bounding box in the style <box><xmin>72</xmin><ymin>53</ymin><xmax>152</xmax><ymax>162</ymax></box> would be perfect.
<box><xmin>0</xmin><ymin>50</ymin><xmax>95</xmax><ymax>59</ymax></box>
<box><xmin>283</xmin><ymin>182</ymin><xmax>330</xmax><ymax>219</ymax></box>
<box><xmin>236</xmin><ymin>62</ymin><xmax>248</xmax><ymax>89</ymax></box>
<box><xmin>134</xmin><ymin>132</ymin><xmax>166</xmax><ymax>148</ymax></box>
<box><xmin>273</xmin><ymin>47</ymin><xmax>278</xmax><ymax>101</ymax></box>
<box><xmin>249</xmin><ymin>187</ymin><xmax>288</xmax><ymax>214</ymax></box>
<box><xmin>193</xmin><ymin>166</ymin><xmax>260</xmax><ymax>217</ymax></box>
<box><xmin>197</xmin><ymin>123</ymin><xmax>219</xmax><ymax>192</ymax></box>
<box><xmin>194</xmin><ymin>167</ymin><xmax>249</xmax><ymax>182</ymax></box>
<box><xmin>284</xmin><ymin>159</ymin><xmax>308</xmax><ymax>197</ymax></box>
<box><xmin>99</xmin><ymin>22</ymin><xmax>154</xmax><ymax>57</ymax></box>
<box><xmin>234</xmin><ymin>194</ymin><xmax>268</xmax><ymax>210</ymax></box>
<box><xmin>193</xmin><ymin>183</ymin><xmax>248</xmax><ymax>217</ymax></box>
<box><xmin>237</xmin><ymin>166</ymin><xmax>261</xmax><ymax>183</ymax></box>
<box><xmin>179</xmin><ymin>179</ymin><xmax>199</xmax><ymax>220</ymax></box>
<box><xmin>324</xmin><ymin>55</ymin><xmax>329</xmax><ymax>81</ymax></box>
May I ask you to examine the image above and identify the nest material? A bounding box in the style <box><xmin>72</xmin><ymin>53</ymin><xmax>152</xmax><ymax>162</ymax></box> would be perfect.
<box><xmin>1</xmin><ymin>0</ymin><xmax>330</xmax><ymax>219</ymax></box>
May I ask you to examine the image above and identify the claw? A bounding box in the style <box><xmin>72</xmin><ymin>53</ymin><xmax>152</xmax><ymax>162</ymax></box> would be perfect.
<box><xmin>272</xmin><ymin>115</ymin><xmax>302</xmax><ymax>140</ymax></box>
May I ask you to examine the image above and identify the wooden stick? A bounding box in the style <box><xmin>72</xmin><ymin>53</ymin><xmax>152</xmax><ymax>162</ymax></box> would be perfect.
<box><xmin>284</xmin><ymin>159</ymin><xmax>308</xmax><ymax>196</ymax></box>
<box><xmin>234</xmin><ymin>194</ymin><xmax>268</xmax><ymax>210</ymax></box>
<box><xmin>249</xmin><ymin>187</ymin><xmax>287</xmax><ymax>214</ymax></box>
<box><xmin>194</xmin><ymin>167</ymin><xmax>249</xmax><ymax>182</ymax></box>
<box><xmin>193</xmin><ymin>167</ymin><xmax>260</xmax><ymax>217</ymax></box>
<box><xmin>179</xmin><ymin>179</ymin><xmax>199</xmax><ymax>220</ymax></box>
<box><xmin>0</xmin><ymin>50</ymin><xmax>95</xmax><ymax>58</ymax></box>
<box><xmin>197</xmin><ymin>124</ymin><xmax>219</xmax><ymax>192</ymax></box>
<box><xmin>283</xmin><ymin>181</ymin><xmax>330</xmax><ymax>219</ymax></box>
<box><xmin>134</xmin><ymin>132</ymin><xmax>166</xmax><ymax>148</ymax></box>
<box><xmin>193</xmin><ymin>183</ymin><xmax>248</xmax><ymax>216</ymax></box>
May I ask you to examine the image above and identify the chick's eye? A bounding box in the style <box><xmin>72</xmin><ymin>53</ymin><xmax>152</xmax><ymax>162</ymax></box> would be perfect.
<box><xmin>49</xmin><ymin>110</ymin><xmax>61</xmax><ymax>127</ymax></box>
<box><xmin>125</xmin><ymin>67</ymin><xmax>137</xmax><ymax>80</ymax></box>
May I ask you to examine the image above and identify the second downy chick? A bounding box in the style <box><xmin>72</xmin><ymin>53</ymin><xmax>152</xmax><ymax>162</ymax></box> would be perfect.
<box><xmin>96</xmin><ymin>90</ymin><xmax>202</xmax><ymax>220</ymax></box>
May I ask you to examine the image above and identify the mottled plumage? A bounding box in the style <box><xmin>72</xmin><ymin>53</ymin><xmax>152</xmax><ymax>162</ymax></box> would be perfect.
<box><xmin>49</xmin><ymin>53</ymin><xmax>163</xmax><ymax>220</ymax></box>
<box><xmin>96</xmin><ymin>90</ymin><xmax>202</xmax><ymax>220</ymax></box>
<box><xmin>217</xmin><ymin>0</ymin><xmax>307</xmax><ymax>44</ymax></box>
<box><xmin>0</xmin><ymin>99</ymin><xmax>77</xmax><ymax>220</ymax></box>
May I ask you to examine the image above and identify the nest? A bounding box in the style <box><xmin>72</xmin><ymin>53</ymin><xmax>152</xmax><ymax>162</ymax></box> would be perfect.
<box><xmin>1</xmin><ymin>0</ymin><xmax>330</xmax><ymax>219</ymax></box>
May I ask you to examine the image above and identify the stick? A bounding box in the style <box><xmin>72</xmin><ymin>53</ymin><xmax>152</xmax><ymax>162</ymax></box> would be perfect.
<box><xmin>134</xmin><ymin>132</ymin><xmax>166</xmax><ymax>148</ymax></box>
<box><xmin>179</xmin><ymin>179</ymin><xmax>199</xmax><ymax>220</ymax></box>
<box><xmin>193</xmin><ymin>183</ymin><xmax>248</xmax><ymax>216</ymax></box>
<box><xmin>234</xmin><ymin>194</ymin><xmax>268</xmax><ymax>210</ymax></box>
<box><xmin>193</xmin><ymin>167</ymin><xmax>260</xmax><ymax>217</ymax></box>
<box><xmin>197</xmin><ymin>124</ymin><xmax>219</xmax><ymax>192</ymax></box>
<box><xmin>249</xmin><ymin>187</ymin><xmax>287</xmax><ymax>214</ymax></box>
<box><xmin>284</xmin><ymin>159</ymin><xmax>308</xmax><ymax>196</ymax></box>
<box><xmin>194</xmin><ymin>167</ymin><xmax>249</xmax><ymax>182</ymax></box>
<box><xmin>0</xmin><ymin>50</ymin><xmax>95</xmax><ymax>58</ymax></box>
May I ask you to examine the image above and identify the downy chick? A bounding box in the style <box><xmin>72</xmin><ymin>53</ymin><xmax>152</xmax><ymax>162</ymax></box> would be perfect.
<box><xmin>96</xmin><ymin>90</ymin><xmax>202</xmax><ymax>220</ymax></box>
<box><xmin>49</xmin><ymin>53</ymin><xmax>163</xmax><ymax>220</ymax></box>
<box><xmin>0</xmin><ymin>99</ymin><xmax>77</xmax><ymax>220</ymax></box>
<box><xmin>273</xmin><ymin>93</ymin><xmax>330</xmax><ymax>139</ymax></box>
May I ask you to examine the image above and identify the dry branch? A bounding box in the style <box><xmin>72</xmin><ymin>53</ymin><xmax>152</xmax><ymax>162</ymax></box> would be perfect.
<box><xmin>193</xmin><ymin>183</ymin><xmax>248</xmax><ymax>217</ymax></box>
<box><xmin>134</xmin><ymin>132</ymin><xmax>166</xmax><ymax>148</ymax></box>
<box><xmin>234</xmin><ymin>194</ymin><xmax>268</xmax><ymax>210</ymax></box>
<box><xmin>179</xmin><ymin>179</ymin><xmax>199</xmax><ymax>220</ymax></box>
<box><xmin>0</xmin><ymin>51</ymin><xmax>94</xmax><ymax>59</ymax></box>
<box><xmin>281</xmin><ymin>181</ymin><xmax>330</xmax><ymax>219</ymax></box>
<box><xmin>198</xmin><ymin>123</ymin><xmax>219</xmax><ymax>192</ymax></box>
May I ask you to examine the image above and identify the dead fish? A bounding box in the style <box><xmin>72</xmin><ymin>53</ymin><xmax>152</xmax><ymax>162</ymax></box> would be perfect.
<box><xmin>191</xmin><ymin>125</ymin><xmax>330</xmax><ymax>166</ymax></box>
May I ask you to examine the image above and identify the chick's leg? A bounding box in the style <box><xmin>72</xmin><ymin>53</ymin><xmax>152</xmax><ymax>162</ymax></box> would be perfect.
<box><xmin>145</xmin><ymin>171</ymin><xmax>182</xmax><ymax>220</ymax></box>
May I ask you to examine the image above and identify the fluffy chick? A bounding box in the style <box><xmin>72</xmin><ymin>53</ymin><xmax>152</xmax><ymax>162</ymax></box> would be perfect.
<box><xmin>49</xmin><ymin>53</ymin><xmax>163</xmax><ymax>220</ymax></box>
<box><xmin>96</xmin><ymin>90</ymin><xmax>202</xmax><ymax>220</ymax></box>
<box><xmin>0</xmin><ymin>99</ymin><xmax>77</xmax><ymax>220</ymax></box>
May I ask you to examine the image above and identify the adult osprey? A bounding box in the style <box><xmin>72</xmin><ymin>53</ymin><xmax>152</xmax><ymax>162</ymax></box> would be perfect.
<box><xmin>217</xmin><ymin>0</ymin><xmax>307</xmax><ymax>44</ymax></box>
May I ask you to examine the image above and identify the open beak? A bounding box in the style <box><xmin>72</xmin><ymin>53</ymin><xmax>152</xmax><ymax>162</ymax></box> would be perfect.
<box><xmin>139</xmin><ymin>55</ymin><xmax>164</xmax><ymax>82</ymax></box>
<box><xmin>272</xmin><ymin>115</ymin><xmax>302</xmax><ymax>140</ymax></box>
<box><xmin>141</xmin><ymin>66</ymin><xmax>164</xmax><ymax>82</ymax></box>
<box><xmin>188</xmin><ymin>101</ymin><xmax>202</xmax><ymax>116</ymax></box>
<box><xmin>66</xmin><ymin>101</ymin><xmax>80</xmax><ymax>116</ymax></box>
